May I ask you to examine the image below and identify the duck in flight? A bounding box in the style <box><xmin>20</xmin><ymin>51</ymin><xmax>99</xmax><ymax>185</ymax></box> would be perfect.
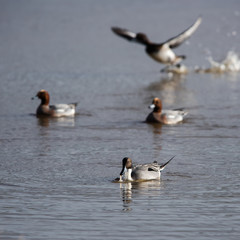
<box><xmin>111</xmin><ymin>17</ymin><xmax>202</xmax><ymax>70</ymax></box>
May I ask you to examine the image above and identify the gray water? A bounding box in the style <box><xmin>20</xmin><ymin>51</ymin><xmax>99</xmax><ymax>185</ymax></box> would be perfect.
<box><xmin>1</xmin><ymin>0</ymin><xmax>240</xmax><ymax>239</ymax></box>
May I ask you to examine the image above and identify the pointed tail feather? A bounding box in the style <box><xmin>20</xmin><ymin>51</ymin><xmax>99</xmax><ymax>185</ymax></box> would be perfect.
<box><xmin>160</xmin><ymin>156</ymin><xmax>175</xmax><ymax>171</ymax></box>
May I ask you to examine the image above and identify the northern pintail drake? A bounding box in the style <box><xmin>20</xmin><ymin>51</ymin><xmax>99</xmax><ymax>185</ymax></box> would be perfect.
<box><xmin>119</xmin><ymin>156</ymin><xmax>174</xmax><ymax>182</ymax></box>
<box><xmin>33</xmin><ymin>89</ymin><xmax>77</xmax><ymax>117</ymax></box>
<box><xmin>111</xmin><ymin>17</ymin><xmax>201</xmax><ymax>67</ymax></box>
<box><xmin>146</xmin><ymin>97</ymin><xmax>188</xmax><ymax>124</ymax></box>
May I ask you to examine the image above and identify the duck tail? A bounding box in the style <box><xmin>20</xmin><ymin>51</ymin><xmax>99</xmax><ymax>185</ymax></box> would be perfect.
<box><xmin>70</xmin><ymin>102</ymin><xmax>78</xmax><ymax>107</ymax></box>
<box><xmin>160</xmin><ymin>156</ymin><xmax>175</xmax><ymax>170</ymax></box>
<box><xmin>179</xmin><ymin>55</ymin><xmax>186</xmax><ymax>60</ymax></box>
<box><xmin>173</xmin><ymin>107</ymin><xmax>185</xmax><ymax>111</ymax></box>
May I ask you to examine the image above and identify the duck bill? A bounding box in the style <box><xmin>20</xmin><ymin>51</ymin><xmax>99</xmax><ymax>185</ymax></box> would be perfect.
<box><xmin>148</xmin><ymin>104</ymin><xmax>155</xmax><ymax>109</ymax></box>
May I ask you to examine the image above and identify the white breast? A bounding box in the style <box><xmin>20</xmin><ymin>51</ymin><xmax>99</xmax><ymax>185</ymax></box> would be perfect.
<box><xmin>149</xmin><ymin>44</ymin><xmax>176</xmax><ymax>64</ymax></box>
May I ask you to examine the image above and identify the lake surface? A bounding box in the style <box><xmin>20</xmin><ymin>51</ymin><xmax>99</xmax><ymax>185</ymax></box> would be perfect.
<box><xmin>0</xmin><ymin>0</ymin><xmax>240</xmax><ymax>239</ymax></box>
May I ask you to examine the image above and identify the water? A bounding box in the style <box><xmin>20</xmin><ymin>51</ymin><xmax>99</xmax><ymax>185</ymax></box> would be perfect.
<box><xmin>0</xmin><ymin>0</ymin><xmax>240</xmax><ymax>239</ymax></box>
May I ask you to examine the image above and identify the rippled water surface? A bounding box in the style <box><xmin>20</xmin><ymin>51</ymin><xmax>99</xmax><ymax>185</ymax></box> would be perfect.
<box><xmin>1</xmin><ymin>1</ymin><xmax>240</xmax><ymax>239</ymax></box>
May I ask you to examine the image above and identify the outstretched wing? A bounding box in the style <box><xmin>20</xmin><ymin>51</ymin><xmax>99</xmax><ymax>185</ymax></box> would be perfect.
<box><xmin>164</xmin><ymin>17</ymin><xmax>202</xmax><ymax>48</ymax></box>
<box><xmin>111</xmin><ymin>27</ymin><xmax>137</xmax><ymax>41</ymax></box>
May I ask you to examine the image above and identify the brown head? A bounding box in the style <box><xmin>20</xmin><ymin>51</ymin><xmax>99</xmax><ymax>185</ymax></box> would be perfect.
<box><xmin>120</xmin><ymin>157</ymin><xmax>132</xmax><ymax>176</ymax></box>
<box><xmin>136</xmin><ymin>33</ymin><xmax>150</xmax><ymax>45</ymax></box>
<box><xmin>149</xmin><ymin>97</ymin><xmax>162</xmax><ymax>113</ymax></box>
<box><xmin>36</xmin><ymin>89</ymin><xmax>50</xmax><ymax>105</ymax></box>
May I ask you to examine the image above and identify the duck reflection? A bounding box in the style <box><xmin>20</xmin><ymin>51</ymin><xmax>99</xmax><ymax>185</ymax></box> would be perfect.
<box><xmin>37</xmin><ymin>116</ymin><xmax>76</xmax><ymax>127</ymax></box>
<box><xmin>146</xmin><ymin>73</ymin><xmax>187</xmax><ymax>106</ymax></box>
<box><xmin>120</xmin><ymin>180</ymin><xmax>162</xmax><ymax>212</ymax></box>
<box><xmin>120</xmin><ymin>182</ymin><xmax>132</xmax><ymax>211</ymax></box>
<box><xmin>147</xmin><ymin>123</ymin><xmax>162</xmax><ymax>135</ymax></box>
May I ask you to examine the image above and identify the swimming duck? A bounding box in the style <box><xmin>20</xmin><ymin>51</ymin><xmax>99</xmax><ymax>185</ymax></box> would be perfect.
<box><xmin>119</xmin><ymin>156</ymin><xmax>174</xmax><ymax>182</ymax></box>
<box><xmin>33</xmin><ymin>89</ymin><xmax>77</xmax><ymax>117</ymax></box>
<box><xmin>146</xmin><ymin>97</ymin><xmax>188</xmax><ymax>124</ymax></box>
<box><xmin>111</xmin><ymin>17</ymin><xmax>201</xmax><ymax>68</ymax></box>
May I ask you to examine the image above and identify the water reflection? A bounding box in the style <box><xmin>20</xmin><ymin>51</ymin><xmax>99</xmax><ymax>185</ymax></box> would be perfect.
<box><xmin>146</xmin><ymin>73</ymin><xmax>188</xmax><ymax>105</ymax></box>
<box><xmin>120</xmin><ymin>181</ymin><xmax>162</xmax><ymax>212</ymax></box>
<box><xmin>145</xmin><ymin>123</ymin><xmax>163</xmax><ymax>158</ymax></box>
<box><xmin>37</xmin><ymin>117</ymin><xmax>75</xmax><ymax>127</ymax></box>
<box><xmin>147</xmin><ymin>123</ymin><xmax>162</xmax><ymax>135</ymax></box>
<box><xmin>120</xmin><ymin>182</ymin><xmax>132</xmax><ymax>211</ymax></box>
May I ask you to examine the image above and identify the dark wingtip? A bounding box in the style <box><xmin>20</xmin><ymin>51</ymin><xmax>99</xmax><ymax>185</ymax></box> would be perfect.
<box><xmin>111</xmin><ymin>27</ymin><xmax>121</xmax><ymax>33</ymax></box>
<box><xmin>111</xmin><ymin>27</ymin><xmax>127</xmax><ymax>37</ymax></box>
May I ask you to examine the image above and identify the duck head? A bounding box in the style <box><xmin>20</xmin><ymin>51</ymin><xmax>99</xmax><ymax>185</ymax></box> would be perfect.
<box><xmin>35</xmin><ymin>89</ymin><xmax>50</xmax><ymax>105</ymax></box>
<box><xmin>149</xmin><ymin>97</ymin><xmax>162</xmax><ymax>113</ymax></box>
<box><xmin>136</xmin><ymin>33</ymin><xmax>150</xmax><ymax>45</ymax></box>
<box><xmin>119</xmin><ymin>157</ymin><xmax>133</xmax><ymax>181</ymax></box>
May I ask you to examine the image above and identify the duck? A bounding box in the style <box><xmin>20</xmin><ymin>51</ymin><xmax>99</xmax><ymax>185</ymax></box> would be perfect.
<box><xmin>146</xmin><ymin>97</ymin><xmax>188</xmax><ymax>124</ymax></box>
<box><xmin>33</xmin><ymin>89</ymin><xmax>77</xmax><ymax>117</ymax></box>
<box><xmin>119</xmin><ymin>156</ymin><xmax>174</xmax><ymax>182</ymax></box>
<box><xmin>111</xmin><ymin>17</ymin><xmax>202</xmax><ymax>69</ymax></box>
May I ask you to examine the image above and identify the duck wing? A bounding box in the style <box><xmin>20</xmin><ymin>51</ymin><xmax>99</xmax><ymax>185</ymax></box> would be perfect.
<box><xmin>133</xmin><ymin>162</ymin><xmax>160</xmax><ymax>172</ymax></box>
<box><xmin>50</xmin><ymin>104</ymin><xmax>76</xmax><ymax>116</ymax></box>
<box><xmin>163</xmin><ymin>109</ymin><xmax>188</xmax><ymax>118</ymax></box>
<box><xmin>111</xmin><ymin>27</ymin><xmax>137</xmax><ymax>41</ymax></box>
<box><xmin>163</xmin><ymin>17</ymin><xmax>202</xmax><ymax>48</ymax></box>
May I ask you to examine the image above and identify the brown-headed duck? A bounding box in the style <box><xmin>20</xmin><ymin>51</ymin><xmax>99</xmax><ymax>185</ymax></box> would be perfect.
<box><xmin>33</xmin><ymin>89</ymin><xmax>77</xmax><ymax>117</ymax></box>
<box><xmin>146</xmin><ymin>97</ymin><xmax>188</xmax><ymax>124</ymax></box>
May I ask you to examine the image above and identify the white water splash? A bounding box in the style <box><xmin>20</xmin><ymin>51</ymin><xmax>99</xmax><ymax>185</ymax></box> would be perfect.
<box><xmin>196</xmin><ymin>51</ymin><xmax>240</xmax><ymax>73</ymax></box>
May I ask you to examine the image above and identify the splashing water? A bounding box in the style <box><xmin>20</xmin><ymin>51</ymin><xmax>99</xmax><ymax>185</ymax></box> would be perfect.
<box><xmin>161</xmin><ymin>52</ymin><xmax>240</xmax><ymax>75</ymax></box>
<box><xmin>196</xmin><ymin>51</ymin><xmax>240</xmax><ymax>73</ymax></box>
